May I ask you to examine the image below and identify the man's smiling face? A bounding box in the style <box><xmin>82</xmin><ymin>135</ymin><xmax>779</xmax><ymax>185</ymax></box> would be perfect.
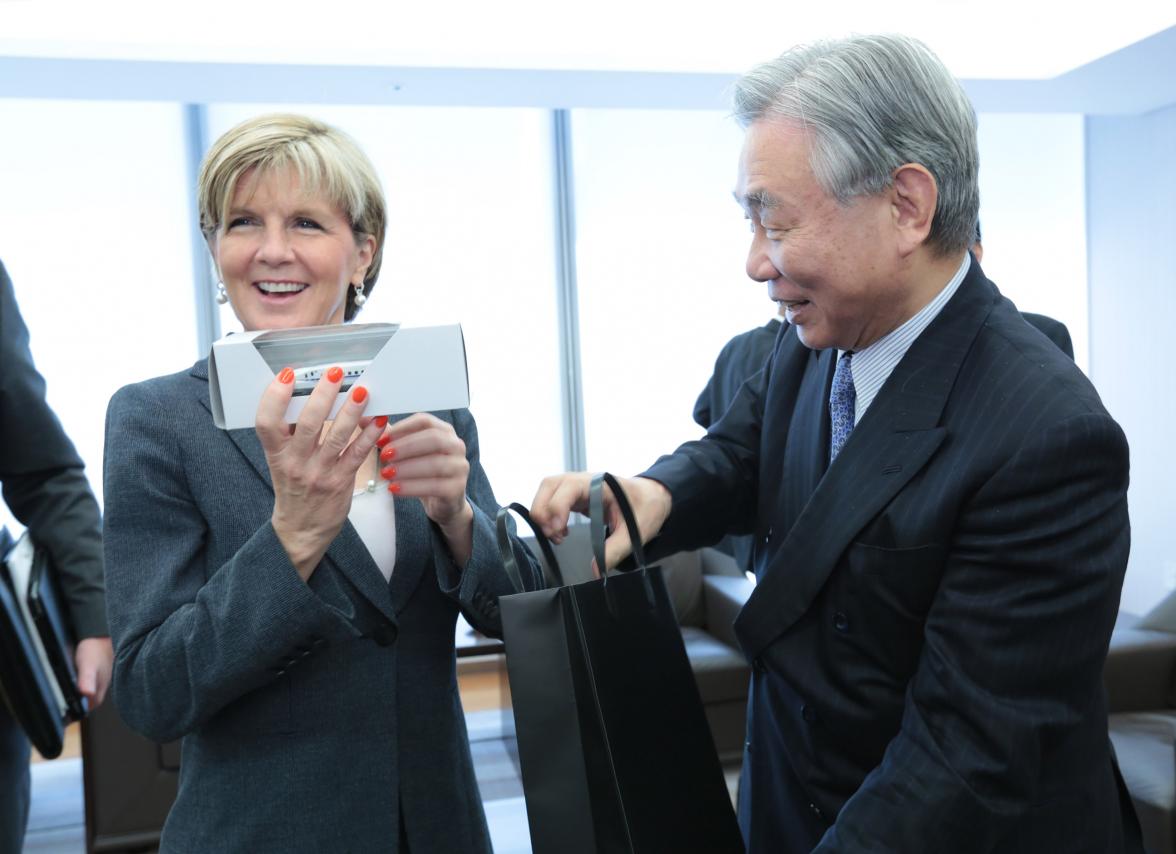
<box><xmin>736</xmin><ymin>119</ymin><xmax>913</xmax><ymax>352</ymax></box>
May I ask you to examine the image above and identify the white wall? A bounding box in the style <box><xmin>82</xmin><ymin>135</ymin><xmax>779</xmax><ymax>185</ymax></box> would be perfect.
<box><xmin>976</xmin><ymin>113</ymin><xmax>1089</xmax><ymax>369</ymax></box>
<box><xmin>1087</xmin><ymin>103</ymin><xmax>1176</xmax><ymax>615</ymax></box>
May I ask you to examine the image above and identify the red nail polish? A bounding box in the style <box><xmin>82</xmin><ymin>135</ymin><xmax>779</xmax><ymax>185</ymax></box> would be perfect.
<box><xmin>350</xmin><ymin>386</ymin><xmax>368</xmax><ymax>404</ymax></box>
<box><xmin>387</xmin><ymin>482</ymin><xmax>402</xmax><ymax>495</ymax></box>
<box><xmin>379</xmin><ymin>445</ymin><xmax>397</xmax><ymax>462</ymax></box>
<box><xmin>373</xmin><ymin>415</ymin><xmax>388</xmax><ymax>429</ymax></box>
<box><xmin>376</xmin><ymin>434</ymin><xmax>391</xmax><ymax>448</ymax></box>
<box><xmin>326</xmin><ymin>366</ymin><xmax>344</xmax><ymax>383</ymax></box>
<box><xmin>277</xmin><ymin>367</ymin><xmax>295</xmax><ymax>384</ymax></box>
<box><xmin>380</xmin><ymin>465</ymin><xmax>397</xmax><ymax>480</ymax></box>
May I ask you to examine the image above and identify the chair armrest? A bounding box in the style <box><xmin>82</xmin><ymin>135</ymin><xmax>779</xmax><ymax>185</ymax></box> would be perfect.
<box><xmin>698</xmin><ymin>547</ymin><xmax>744</xmax><ymax>578</ymax></box>
<box><xmin>701</xmin><ymin>575</ymin><xmax>755</xmax><ymax>654</ymax></box>
<box><xmin>1104</xmin><ymin>625</ymin><xmax>1176</xmax><ymax>713</ymax></box>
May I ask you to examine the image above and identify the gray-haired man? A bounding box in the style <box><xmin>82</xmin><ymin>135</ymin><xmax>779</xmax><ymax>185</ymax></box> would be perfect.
<box><xmin>533</xmin><ymin>34</ymin><xmax>1136</xmax><ymax>852</ymax></box>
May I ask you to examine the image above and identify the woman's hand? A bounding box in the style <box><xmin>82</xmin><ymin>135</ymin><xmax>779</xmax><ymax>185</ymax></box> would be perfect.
<box><xmin>377</xmin><ymin>413</ymin><xmax>474</xmax><ymax>565</ymax></box>
<box><xmin>256</xmin><ymin>366</ymin><xmax>385</xmax><ymax>580</ymax></box>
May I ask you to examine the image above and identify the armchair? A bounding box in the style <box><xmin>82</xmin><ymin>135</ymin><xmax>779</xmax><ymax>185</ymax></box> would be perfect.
<box><xmin>1105</xmin><ymin>601</ymin><xmax>1176</xmax><ymax>854</ymax></box>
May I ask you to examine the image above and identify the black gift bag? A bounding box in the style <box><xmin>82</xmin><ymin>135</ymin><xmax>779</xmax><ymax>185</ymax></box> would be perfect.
<box><xmin>496</xmin><ymin>474</ymin><xmax>744</xmax><ymax>854</ymax></box>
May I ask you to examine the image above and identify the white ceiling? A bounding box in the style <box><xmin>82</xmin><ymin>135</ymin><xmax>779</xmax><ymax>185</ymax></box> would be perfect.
<box><xmin>1</xmin><ymin>0</ymin><xmax>1175</xmax><ymax>80</ymax></box>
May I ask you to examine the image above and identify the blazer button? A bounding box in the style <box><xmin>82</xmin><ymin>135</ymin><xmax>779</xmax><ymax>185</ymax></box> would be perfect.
<box><xmin>371</xmin><ymin>625</ymin><xmax>399</xmax><ymax>647</ymax></box>
<box><xmin>808</xmin><ymin>802</ymin><xmax>823</xmax><ymax>820</ymax></box>
<box><xmin>753</xmin><ymin>658</ymin><xmax>765</xmax><ymax>676</ymax></box>
<box><xmin>833</xmin><ymin>612</ymin><xmax>850</xmax><ymax>632</ymax></box>
<box><xmin>801</xmin><ymin>704</ymin><xmax>818</xmax><ymax>724</ymax></box>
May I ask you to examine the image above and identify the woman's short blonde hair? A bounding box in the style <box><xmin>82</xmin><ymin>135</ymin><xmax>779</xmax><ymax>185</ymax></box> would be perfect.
<box><xmin>197</xmin><ymin>113</ymin><xmax>386</xmax><ymax>321</ymax></box>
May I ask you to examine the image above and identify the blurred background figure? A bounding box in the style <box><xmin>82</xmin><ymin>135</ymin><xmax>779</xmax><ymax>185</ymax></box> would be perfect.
<box><xmin>1</xmin><ymin>259</ymin><xmax>112</xmax><ymax>854</ymax></box>
<box><xmin>693</xmin><ymin>303</ymin><xmax>784</xmax><ymax>575</ymax></box>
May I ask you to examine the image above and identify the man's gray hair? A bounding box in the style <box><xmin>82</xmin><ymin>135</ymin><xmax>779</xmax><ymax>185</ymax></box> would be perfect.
<box><xmin>733</xmin><ymin>34</ymin><xmax>979</xmax><ymax>256</ymax></box>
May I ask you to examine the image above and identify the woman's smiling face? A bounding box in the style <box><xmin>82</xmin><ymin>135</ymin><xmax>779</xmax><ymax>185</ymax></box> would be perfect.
<box><xmin>213</xmin><ymin>166</ymin><xmax>374</xmax><ymax>332</ymax></box>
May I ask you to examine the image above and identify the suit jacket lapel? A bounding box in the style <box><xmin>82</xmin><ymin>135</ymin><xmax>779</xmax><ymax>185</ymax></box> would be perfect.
<box><xmin>735</xmin><ymin>266</ymin><xmax>998</xmax><ymax>662</ymax></box>
<box><xmin>763</xmin><ymin>347</ymin><xmax>835</xmax><ymax>574</ymax></box>
<box><xmin>191</xmin><ymin>358</ymin><xmax>399</xmax><ymax>624</ymax></box>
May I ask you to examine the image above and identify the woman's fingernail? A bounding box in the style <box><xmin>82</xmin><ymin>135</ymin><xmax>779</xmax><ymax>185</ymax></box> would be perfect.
<box><xmin>379</xmin><ymin>445</ymin><xmax>397</xmax><ymax>462</ymax></box>
<box><xmin>373</xmin><ymin>415</ymin><xmax>388</xmax><ymax>429</ymax></box>
<box><xmin>278</xmin><ymin>367</ymin><xmax>295</xmax><ymax>384</ymax></box>
<box><xmin>375</xmin><ymin>434</ymin><xmax>392</xmax><ymax>448</ymax></box>
<box><xmin>380</xmin><ymin>465</ymin><xmax>397</xmax><ymax>480</ymax></box>
<box><xmin>326</xmin><ymin>366</ymin><xmax>344</xmax><ymax>383</ymax></box>
<box><xmin>387</xmin><ymin>482</ymin><xmax>402</xmax><ymax>495</ymax></box>
<box><xmin>350</xmin><ymin>385</ymin><xmax>368</xmax><ymax>404</ymax></box>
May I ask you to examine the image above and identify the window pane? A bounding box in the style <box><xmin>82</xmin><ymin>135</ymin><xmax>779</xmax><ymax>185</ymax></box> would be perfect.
<box><xmin>0</xmin><ymin>99</ymin><xmax>196</xmax><ymax>522</ymax></box>
<box><xmin>572</xmin><ymin>109</ymin><xmax>768</xmax><ymax>476</ymax></box>
<box><xmin>206</xmin><ymin>105</ymin><xmax>562</xmax><ymax>507</ymax></box>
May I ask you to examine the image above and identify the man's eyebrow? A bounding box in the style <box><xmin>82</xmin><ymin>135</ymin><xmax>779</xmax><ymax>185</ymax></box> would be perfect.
<box><xmin>734</xmin><ymin>188</ymin><xmax>781</xmax><ymax>211</ymax></box>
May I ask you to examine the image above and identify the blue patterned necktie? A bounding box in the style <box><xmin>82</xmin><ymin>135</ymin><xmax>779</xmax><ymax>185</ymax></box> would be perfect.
<box><xmin>829</xmin><ymin>351</ymin><xmax>856</xmax><ymax>463</ymax></box>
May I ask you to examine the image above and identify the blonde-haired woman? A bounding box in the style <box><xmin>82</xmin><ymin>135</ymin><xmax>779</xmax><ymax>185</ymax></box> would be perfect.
<box><xmin>103</xmin><ymin>114</ymin><xmax>543</xmax><ymax>853</ymax></box>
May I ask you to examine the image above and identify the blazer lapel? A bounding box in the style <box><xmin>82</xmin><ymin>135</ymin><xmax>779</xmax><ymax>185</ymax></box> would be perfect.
<box><xmin>735</xmin><ymin>267</ymin><xmax>998</xmax><ymax>662</ymax></box>
<box><xmin>761</xmin><ymin>347</ymin><xmax>835</xmax><ymax>574</ymax></box>
<box><xmin>192</xmin><ymin>358</ymin><xmax>398</xmax><ymax>624</ymax></box>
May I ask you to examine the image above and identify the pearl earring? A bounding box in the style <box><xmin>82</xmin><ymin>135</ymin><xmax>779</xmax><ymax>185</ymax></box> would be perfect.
<box><xmin>215</xmin><ymin>282</ymin><xmax>228</xmax><ymax>305</ymax></box>
<box><xmin>353</xmin><ymin>281</ymin><xmax>367</xmax><ymax>307</ymax></box>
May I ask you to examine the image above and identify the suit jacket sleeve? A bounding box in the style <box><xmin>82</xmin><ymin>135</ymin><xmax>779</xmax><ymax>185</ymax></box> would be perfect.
<box><xmin>432</xmin><ymin>407</ymin><xmax>545</xmax><ymax>637</ymax></box>
<box><xmin>103</xmin><ymin>380</ymin><xmax>364</xmax><ymax>743</ymax></box>
<box><xmin>0</xmin><ymin>260</ymin><xmax>107</xmax><ymax>639</ymax></box>
<box><xmin>815</xmin><ymin>410</ymin><xmax>1130</xmax><ymax>851</ymax></box>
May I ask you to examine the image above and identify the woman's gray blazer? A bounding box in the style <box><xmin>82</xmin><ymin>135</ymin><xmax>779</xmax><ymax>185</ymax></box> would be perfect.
<box><xmin>103</xmin><ymin>358</ymin><xmax>544</xmax><ymax>853</ymax></box>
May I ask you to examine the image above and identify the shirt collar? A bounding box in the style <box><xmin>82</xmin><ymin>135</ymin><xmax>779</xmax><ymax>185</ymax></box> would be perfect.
<box><xmin>846</xmin><ymin>252</ymin><xmax>971</xmax><ymax>424</ymax></box>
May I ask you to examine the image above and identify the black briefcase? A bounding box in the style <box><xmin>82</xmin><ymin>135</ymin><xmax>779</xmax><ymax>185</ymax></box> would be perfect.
<box><xmin>0</xmin><ymin>527</ymin><xmax>87</xmax><ymax>758</ymax></box>
<box><xmin>496</xmin><ymin>474</ymin><xmax>744</xmax><ymax>853</ymax></box>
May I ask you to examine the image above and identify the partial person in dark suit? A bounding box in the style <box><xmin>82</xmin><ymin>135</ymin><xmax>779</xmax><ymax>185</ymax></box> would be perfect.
<box><xmin>973</xmin><ymin>221</ymin><xmax>1074</xmax><ymax>358</ymax></box>
<box><xmin>533</xmin><ymin>35</ymin><xmax>1136</xmax><ymax>852</ymax></box>
<box><xmin>693</xmin><ymin>306</ymin><xmax>784</xmax><ymax>574</ymax></box>
<box><xmin>1</xmin><ymin>260</ymin><xmax>112</xmax><ymax>853</ymax></box>
<box><xmin>102</xmin><ymin>115</ymin><xmax>543</xmax><ymax>853</ymax></box>
<box><xmin>694</xmin><ymin>309</ymin><xmax>785</xmax><ymax>433</ymax></box>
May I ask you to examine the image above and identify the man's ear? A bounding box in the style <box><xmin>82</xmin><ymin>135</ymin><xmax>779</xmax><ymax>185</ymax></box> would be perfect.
<box><xmin>890</xmin><ymin>163</ymin><xmax>937</xmax><ymax>256</ymax></box>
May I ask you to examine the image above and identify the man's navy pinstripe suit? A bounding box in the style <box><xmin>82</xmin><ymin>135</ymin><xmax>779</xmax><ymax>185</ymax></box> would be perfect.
<box><xmin>643</xmin><ymin>260</ymin><xmax>1133</xmax><ymax>852</ymax></box>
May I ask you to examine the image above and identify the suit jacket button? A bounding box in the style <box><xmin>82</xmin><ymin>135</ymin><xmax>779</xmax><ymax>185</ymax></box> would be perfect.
<box><xmin>833</xmin><ymin>612</ymin><xmax>850</xmax><ymax>632</ymax></box>
<box><xmin>372</xmin><ymin>625</ymin><xmax>398</xmax><ymax>647</ymax></box>
<box><xmin>753</xmin><ymin>658</ymin><xmax>765</xmax><ymax>675</ymax></box>
<box><xmin>809</xmin><ymin>802</ymin><xmax>823</xmax><ymax>820</ymax></box>
<box><xmin>801</xmin><ymin>704</ymin><xmax>818</xmax><ymax>723</ymax></box>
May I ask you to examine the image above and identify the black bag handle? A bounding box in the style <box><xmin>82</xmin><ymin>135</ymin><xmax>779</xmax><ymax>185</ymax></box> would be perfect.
<box><xmin>495</xmin><ymin>502</ymin><xmax>565</xmax><ymax>593</ymax></box>
<box><xmin>589</xmin><ymin>472</ymin><xmax>650</xmax><ymax>578</ymax></box>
